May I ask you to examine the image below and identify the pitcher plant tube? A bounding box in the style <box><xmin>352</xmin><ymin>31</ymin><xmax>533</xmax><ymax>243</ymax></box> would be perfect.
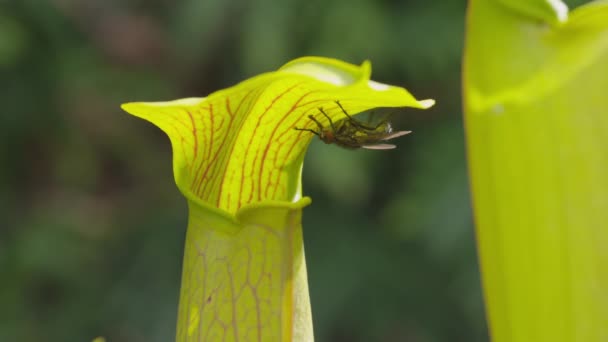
<box><xmin>464</xmin><ymin>1</ymin><xmax>608</xmax><ymax>341</ymax></box>
<box><xmin>122</xmin><ymin>56</ymin><xmax>434</xmax><ymax>341</ymax></box>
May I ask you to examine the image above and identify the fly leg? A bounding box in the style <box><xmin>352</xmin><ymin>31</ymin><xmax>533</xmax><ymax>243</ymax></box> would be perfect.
<box><xmin>308</xmin><ymin>114</ymin><xmax>327</xmax><ymax>131</ymax></box>
<box><xmin>317</xmin><ymin>107</ymin><xmax>337</xmax><ymax>132</ymax></box>
<box><xmin>294</xmin><ymin>114</ymin><xmax>325</xmax><ymax>137</ymax></box>
<box><xmin>294</xmin><ymin>127</ymin><xmax>321</xmax><ymax>137</ymax></box>
<box><xmin>335</xmin><ymin>101</ymin><xmax>378</xmax><ymax>130</ymax></box>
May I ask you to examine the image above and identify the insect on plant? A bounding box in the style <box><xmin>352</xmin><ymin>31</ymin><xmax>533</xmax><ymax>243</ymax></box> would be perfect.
<box><xmin>294</xmin><ymin>101</ymin><xmax>411</xmax><ymax>150</ymax></box>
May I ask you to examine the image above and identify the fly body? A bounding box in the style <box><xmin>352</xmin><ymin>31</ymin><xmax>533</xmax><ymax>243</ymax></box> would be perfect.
<box><xmin>294</xmin><ymin>101</ymin><xmax>411</xmax><ymax>150</ymax></box>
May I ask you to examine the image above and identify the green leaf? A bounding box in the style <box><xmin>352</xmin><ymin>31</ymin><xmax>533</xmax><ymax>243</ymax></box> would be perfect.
<box><xmin>122</xmin><ymin>57</ymin><xmax>433</xmax><ymax>341</ymax></box>
<box><xmin>464</xmin><ymin>1</ymin><xmax>608</xmax><ymax>341</ymax></box>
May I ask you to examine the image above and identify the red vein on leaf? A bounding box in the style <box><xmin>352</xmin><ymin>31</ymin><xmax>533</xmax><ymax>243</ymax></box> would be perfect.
<box><xmin>180</xmin><ymin>137</ymin><xmax>189</xmax><ymax>171</ymax></box>
<box><xmin>270</xmin><ymin>105</ymin><xmax>319</xmax><ymax>166</ymax></box>
<box><xmin>216</xmin><ymin>89</ymin><xmax>259</xmax><ymax>208</ymax></box>
<box><xmin>237</xmin><ymin>83</ymin><xmax>302</xmax><ymax>209</ymax></box>
<box><xmin>207</xmin><ymin>97</ymin><xmax>237</xmax><ymax>200</ymax></box>
<box><xmin>198</xmin><ymin>104</ymin><xmax>215</xmax><ymax>192</ymax></box>
<box><xmin>186</xmin><ymin>110</ymin><xmax>198</xmax><ymax>163</ymax></box>
<box><xmin>161</xmin><ymin>108</ymin><xmax>197</xmax><ymax>131</ymax></box>
<box><xmin>196</xmin><ymin>99</ymin><xmax>234</xmax><ymax>197</ymax></box>
<box><xmin>256</xmin><ymin>90</ymin><xmax>313</xmax><ymax>201</ymax></box>
<box><xmin>160</xmin><ymin>113</ymin><xmax>193</xmax><ymax>170</ymax></box>
<box><xmin>270</xmin><ymin>103</ymin><xmax>321</xmax><ymax>199</ymax></box>
<box><xmin>208</xmin><ymin>103</ymin><xmax>215</xmax><ymax>161</ymax></box>
<box><xmin>271</xmin><ymin>131</ymin><xmax>308</xmax><ymax>199</ymax></box>
<box><xmin>189</xmin><ymin>105</ymin><xmax>213</xmax><ymax>193</ymax></box>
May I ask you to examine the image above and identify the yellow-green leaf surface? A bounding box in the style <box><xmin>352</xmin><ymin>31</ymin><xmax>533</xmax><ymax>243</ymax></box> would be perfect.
<box><xmin>464</xmin><ymin>1</ymin><xmax>608</xmax><ymax>341</ymax></box>
<box><xmin>122</xmin><ymin>57</ymin><xmax>433</xmax><ymax>341</ymax></box>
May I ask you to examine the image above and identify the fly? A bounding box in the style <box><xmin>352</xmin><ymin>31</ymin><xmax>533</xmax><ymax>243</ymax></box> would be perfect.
<box><xmin>294</xmin><ymin>101</ymin><xmax>411</xmax><ymax>150</ymax></box>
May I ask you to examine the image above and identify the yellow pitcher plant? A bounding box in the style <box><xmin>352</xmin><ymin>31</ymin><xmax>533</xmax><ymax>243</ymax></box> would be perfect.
<box><xmin>122</xmin><ymin>57</ymin><xmax>433</xmax><ymax>341</ymax></box>
<box><xmin>464</xmin><ymin>1</ymin><xmax>608</xmax><ymax>341</ymax></box>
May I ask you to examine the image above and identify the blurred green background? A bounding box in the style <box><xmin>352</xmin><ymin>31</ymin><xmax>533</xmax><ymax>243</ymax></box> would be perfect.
<box><xmin>0</xmin><ymin>0</ymin><xmax>490</xmax><ymax>341</ymax></box>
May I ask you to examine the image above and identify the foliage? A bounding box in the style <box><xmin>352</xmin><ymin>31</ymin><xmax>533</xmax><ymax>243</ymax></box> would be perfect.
<box><xmin>464</xmin><ymin>0</ymin><xmax>608</xmax><ymax>341</ymax></box>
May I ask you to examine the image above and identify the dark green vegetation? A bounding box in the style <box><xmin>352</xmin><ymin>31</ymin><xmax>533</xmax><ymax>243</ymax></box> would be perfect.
<box><xmin>1</xmin><ymin>0</ymin><xmax>586</xmax><ymax>341</ymax></box>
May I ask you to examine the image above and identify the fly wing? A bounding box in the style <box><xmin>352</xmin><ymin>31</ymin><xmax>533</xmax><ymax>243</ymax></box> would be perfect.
<box><xmin>361</xmin><ymin>143</ymin><xmax>397</xmax><ymax>150</ymax></box>
<box><xmin>381</xmin><ymin>130</ymin><xmax>411</xmax><ymax>140</ymax></box>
